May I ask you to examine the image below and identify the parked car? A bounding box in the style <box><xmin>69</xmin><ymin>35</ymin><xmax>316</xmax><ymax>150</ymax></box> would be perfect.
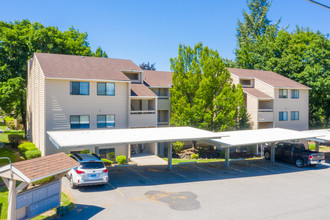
<box><xmin>67</xmin><ymin>153</ymin><xmax>109</xmax><ymax>189</ymax></box>
<box><xmin>264</xmin><ymin>142</ymin><xmax>325</xmax><ymax>168</ymax></box>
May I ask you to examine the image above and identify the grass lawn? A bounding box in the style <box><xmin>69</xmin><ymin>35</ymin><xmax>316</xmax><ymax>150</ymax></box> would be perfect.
<box><xmin>0</xmin><ymin>122</ymin><xmax>6</xmax><ymax>131</ymax></box>
<box><xmin>0</xmin><ymin>189</ymin><xmax>75</xmax><ymax>220</ymax></box>
<box><xmin>163</xmin><ymin>158</ymin><xmax>225</xmax><ymax>164</ymax></box>
<box><xmin>0</xmin><ymin>130</ymin><xmax>25</xmax><ymax>145</ymax></box>
<box><xmin>0</xmin><ymin>147</ymin><xmax>16</xmax><ymax>167</ymax></box>
<box><xmin>308</xmin><ymin>144</ymin><xmax>330</xmax><ymax>152</ymax></box>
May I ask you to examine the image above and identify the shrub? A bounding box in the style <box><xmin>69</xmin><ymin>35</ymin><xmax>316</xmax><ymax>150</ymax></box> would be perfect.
<box><xmin>219</xmin><ymin>150</ymin><xmax>225</xmax><ymax>158</ymax></box>
<box><xmin>80</xmin><ymin>150</ymin><xmax>90</xmax><ymax>154</ymax></box>
<box><xmin>108</xmin><ymin>152</ymin><xmax>115</xmax><ymax>158</ymax></box>
<box><xmin>309</xmin><ymin>144</ymin><xmax>316</xmax><ymax>150</ymax></box>
<box><xmin>25</xmin><ymin>150</ymin><xmax>41</xmax><ymax>160</ymax></box>
<box><xmin>191</xmin><ymin>154</ymin><xmax>199</xmax><ymax>159</ymax></box>
<box><xmin>116</xmin><ymin>155</ymin><xmax>127</xmax><ymax>165</ymax></box>
<box><xmin>18</xmin><ymin>142</ymin><xmax>38</xmax><ymax>154</ymax></box>
<box><xmin>173</xmin><ymin>141</ymin><xmax>184</xmax><ymax>154</ymax></box>
<box><xmin>3</xmin><ymin>116</ymin><xmax>14</xmax><ymax>123</ymax></box>
<box><xmin>67</xmin><ymin>154</ymin><xmax>72</xmax><ymax>157</ymax></box>
<box><xmin>101</xmin><ymin>158</ymin><xmax>113</xmax><ymax>165</ymax></box>
<box><xmin>8</xmin><ymin>134</ymin><xmax>24</xmax><ymax>148</ymax></box>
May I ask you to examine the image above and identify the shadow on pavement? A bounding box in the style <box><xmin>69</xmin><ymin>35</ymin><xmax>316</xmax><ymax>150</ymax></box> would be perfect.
<box><xmin>107</xmin><ymin>159</ymin><xmax>330</xmax><ymax>190</ymax></box>
<box><xmin>59</xmin><ymin>204</ymin><xmax>104</xmax><ymax>219</ymax></box>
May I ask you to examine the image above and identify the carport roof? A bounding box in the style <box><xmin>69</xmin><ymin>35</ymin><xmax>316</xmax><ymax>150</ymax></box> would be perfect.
<box><xmin>209</xmin><ymin>128</ymin><xmax>319</xmax><ymax>147</ymax></box>
<box><xmin>47</xmin><ymin>126</ymin><xmax>227</xmax><ymax>148</ymax></box>
<box><xmin>302</xmin><ymin>129</ymin><xmax>330</xmax><ymax>143</ymax></box>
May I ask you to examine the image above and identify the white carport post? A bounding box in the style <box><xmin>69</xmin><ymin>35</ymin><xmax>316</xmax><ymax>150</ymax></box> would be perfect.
<box><xmin>95</xmin><ymin>146</ymin><xmax>99</xmax><ymax>156</ymax></box>
<box><xmin>270</xmin><ymin>142</ymin><xmax>275</xmax><ymax>163</ymax></box>
<box><xmin>315</xmin><ymin>142</ymin><xmax>320</xmax><ymax>152</ymax></box>
<box><xmin>168</xmin><ymin>142</ymin><xmax>173</xmax><ymax>170</ymax></box>
<box><xmin>128</xmin><ymin>144</ymin><xmax>131</xmax><ymax>160</ymax></box>
<box><xmin>7</xmin><ymin>178</ymin><xmax>16</xmax><ymax>220</ymax></box>
<box><xmin>225</xmin><ymin>147</ymin><xmax>230</xmax><ymax>167</ymax></box>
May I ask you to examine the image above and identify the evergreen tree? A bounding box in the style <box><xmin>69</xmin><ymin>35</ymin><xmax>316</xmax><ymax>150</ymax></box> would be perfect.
<box><xmin>170</xmin><ymin>43</ymin><xmax>247</xmax><ymax>131</ymax></box>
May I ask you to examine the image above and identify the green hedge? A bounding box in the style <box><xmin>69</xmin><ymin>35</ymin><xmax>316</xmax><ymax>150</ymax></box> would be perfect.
<box><xmin>101</xmin><ymin>158</ymin><xmax>113</xmax><ymax>165</ymax></box>
<box><xmin>3</xmin><ymin>116</ymin><xmax>14</xmax><ymax>123</ymax></box>
<box><xmin>25</xmin><ymin>150</ymin><xmax>41</xmax><ymax>159</ymax></box>
<box><xmin>116</xmin><ymin>155</ymin><xmax>127</xmax><ymax>165</ymax></box>
<box><xmin>18</xmin><ymin>142</ymin><xmax>41</xmax><ymax>159</ymax></box>
<box><xmin>173</xmin><ymin>141</ymin><xmax>184</xmax><ymax>154</ymax></box>
<box><xmin>8</xmin><ymin>134</ymin><xmax>24</xmax><ymax>148</ymax></box>
<box><xmin>191</xmin><ymin>154</ymin><xmax>199</xmax><ymax>159</ymax></box>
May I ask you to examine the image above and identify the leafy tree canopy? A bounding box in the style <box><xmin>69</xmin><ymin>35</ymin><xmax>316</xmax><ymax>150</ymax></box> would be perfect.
<box><xmin>93</xmin><ymin>46</ymin><xmax>108</xmax><ymax>58</ymax></box>
<box><xmin>170</xmin><ymin>43</ymin><xmax>251</xmax><ymax>131</ymax></box>
<box><xmin>139</xmin><ymin>62</ymin><xmax>156</xmax><ymax>70</ymax></box>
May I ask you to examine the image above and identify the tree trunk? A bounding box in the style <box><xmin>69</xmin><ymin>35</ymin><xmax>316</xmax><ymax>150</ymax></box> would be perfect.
<box><xmin>192</xmin><ymin>141</ymin><xmax>197</xmax><ymax>149</ymax></box>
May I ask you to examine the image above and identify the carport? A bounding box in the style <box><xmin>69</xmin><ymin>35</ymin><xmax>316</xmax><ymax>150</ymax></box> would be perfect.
<box><xmin>302</xmin><ymin>129</ymin><xmax>330</xmax><ymax>152</ymax></box>
<box><xmin>208</xmin><ymin>128</ymin><xmax>320</xmax><ymax>167</ymax></box>
<box><xmin>47</xmin><ymin>127</ymin><xmax>226</xmax><ymax>169</ymax></box>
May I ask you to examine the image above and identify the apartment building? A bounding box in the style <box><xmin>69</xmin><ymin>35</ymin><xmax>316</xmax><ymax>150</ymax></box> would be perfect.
<box><xmin>26</xmin><ymin>53</ymin><xmax>170</xmax><ymax>157</ymax></box>
<box><xmin>27</xmin><ymin>53</ymin><xmax>309</xmax><ymax>157</ymax></box>
<box><xmin>228</xmin><ymin>68</ymin><xmax>310</xmax><ymax>131</ymax></box>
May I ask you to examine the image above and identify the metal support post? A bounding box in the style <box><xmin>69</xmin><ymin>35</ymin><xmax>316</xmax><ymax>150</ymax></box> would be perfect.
<box><xmin>271</xmin><ymin>142</ymin><xmax>275</xmax><ymax>163</ymax></box>
<box><xmin>225</xmin><ymin>147</ymin><xmax>230</xmax><ymax>167</ymax></box>
<box><xmin>168</xmin><ymin>142</ymin><xmax>172</xmax><ymax>170</ymax></box>
<box><xmin>315</xmin><ymin>142</ymin><xmax>320</xmax><ymax>152</ymax></box>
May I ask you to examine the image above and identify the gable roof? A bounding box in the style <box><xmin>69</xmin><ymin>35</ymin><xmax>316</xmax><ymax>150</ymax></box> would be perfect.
<box><xmin>228</xmin><ymin>68</ymin><xmax>310</xmax><ymax>89</ymax></box>
<box><xmin>143</xmin><ymin>70</ymin><xmax>173</xmax><ymax>88</ymax></box>
<box><xmin>35</xmin><ymin>53</ymin><xmax>142</xmax><ymax>81</ymax></box>
<box><xmin>0</xmin><ymin>152</ymin><xmax>79</xmax><ymax>183</ymax></box>
<box><xmin>243</xmin><ymin>88</ymin><xmax>273</xmax><ymax>99</ymax></box>
<box><xmin>131</xmin><ymin>84</ymin><xmax>157</xmax><ymax>97</ymax></box>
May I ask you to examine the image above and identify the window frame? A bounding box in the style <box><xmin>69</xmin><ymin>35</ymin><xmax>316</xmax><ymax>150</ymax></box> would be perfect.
<box><xmin>70</xmin><ymin>81</ymin><xmax>90</xmax><ymax>95</ymax></box>
<box><xmin>97</xmin><ymin>114</ymin><xmax>115</xmax><ymax>128</ymax></box>
<box><xmin>279</xmin><ymin>89</ymin><xmax>288</xmax><ymax>99</ymax></box>
<box><xmin>279</xmin><ymin>111</ymin><xmax>288</xmax><ymax>121</ymax></box>
<box><xmin>97</xmin><ymin>82</ymin><xmax>115</xmax><ymax>96</ymax></box>
<box><xmin>291</xmin><ymin>111</ymin><xmax>299</xmax><ymax>120</ymax></box>
<box><xmin>291</xmin><ymin>90</ymin><xmax>299</xmax><ymax>99</ymax></box>
<box><xmin>70</xmin><ymin>115</ymin><xmax>90</xmax><ymax>129</ymax></box>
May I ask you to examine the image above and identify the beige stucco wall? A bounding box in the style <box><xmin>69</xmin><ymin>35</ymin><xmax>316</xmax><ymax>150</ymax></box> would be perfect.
<box><xmin>254</xmin><ymin>79</ymin><xmax>274</xmax><ymax>97</ymax></box>
<box><xmin>246</xmin><ymin>94</ymin><xmax>259</xmax><ymax>129</ymax></box>
<box><xmin>44</xmin><ymin>79</ymin><xmax>130</xmax><ymax>155</ymax></box>
<box><xmin>273</xmin><ymin>89</ymin><xmax>309</xmax><ymax>131</ymax></box>
<box><xmin>26</xmin><ymin>56</ymin><xmax>46</xmax><ymax>155</ymax></box>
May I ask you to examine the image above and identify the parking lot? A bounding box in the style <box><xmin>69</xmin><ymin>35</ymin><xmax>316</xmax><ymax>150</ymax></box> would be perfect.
<box><xmin>62</xmin><ymin>160</ymin><xmax>330</xmax><ymax>220</ymax></box>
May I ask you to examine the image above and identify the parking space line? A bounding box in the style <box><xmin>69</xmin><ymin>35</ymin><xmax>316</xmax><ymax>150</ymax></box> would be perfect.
<box><xmin>107</xmin><ymin>182</ymin><xmax>126</xmax><ymax>198</ymax></box>
<box><xmin>191</xmin><ymin>164</ymin><xmax>218</xmax><ymax>175</ymax></box>
<box><xmin>128</xmin><ymin>167</ymin><xmax>155</xmax><ymax>184</ymax></box>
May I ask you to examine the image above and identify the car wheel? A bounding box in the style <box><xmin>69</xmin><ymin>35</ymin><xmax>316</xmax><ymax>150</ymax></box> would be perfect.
<box><xmin>295</xmin><ymin>158</ymin><xmax>304</xmax><ymax>168</ymax></box>
<box><xmin>70</xmin><ymin>176</ymin><xmax>77</xmax><ymax>189</ymax></box>
<box><xmin>264</xmin><ymin>152</ymin><xmax>270</xmax><ymax>160</ymax></box>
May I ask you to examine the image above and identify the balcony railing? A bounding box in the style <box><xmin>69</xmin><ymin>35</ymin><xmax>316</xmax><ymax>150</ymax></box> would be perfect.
<box><xmin>157</xmin><ymin>121</ymin><xmax>169</xmax><ymax>126</ymax></box>
<box><xmin>258</xmin><ymin>108</ymin><xmax>273</xmax><ymax>112</ymax></box>
<box><xmin>130</xmin><ymin>110</ymin><xmax>156</xmax><ymax>115</ymax></box>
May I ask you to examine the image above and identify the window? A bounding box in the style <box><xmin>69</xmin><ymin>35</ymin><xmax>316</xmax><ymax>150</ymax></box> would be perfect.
<box><xmin>99</xmin><ymin>148</ymin><xmax>115</xmax><ymax>159</ymax></box>
<box><xmin>70</xmin><ymin>115</ymin><xmax>90</xmax><ymax>129</ymax></box>
<box><xmin>279</xmin><ymin>112</ymin><xmax>288</xmax><ymax>121</ymax></box>
<box><xmin>97</xmin><ymin>115</ymin><xmax>115</xmax><ymax>128</ymax></box>
<box><xmin>291</xmin><ymin>90</ymin><xmax>299</xmax><ymax>99</ymax></box>
<box><xmin>279</xmin><ymin>89</ymin><xmax>288</xmax><ymax>98</ymax></box>
<box><xmin>70</xmin><ymin>82</ymin><xmax>89</xmax><ymax>95</ymax></box>
<box><xmin>291</xmin><ymin>111</ymin><xmax>299</xmax><ymax>120</ymax></box>
<box><xmin>97</xmin><ymin>83</ymin><xmax>115</xmax><ymax>96</ymax></box>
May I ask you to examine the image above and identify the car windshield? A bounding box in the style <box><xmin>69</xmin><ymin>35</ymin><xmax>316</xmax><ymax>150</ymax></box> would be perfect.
<box><xmin>80</xmin><ymin>162</ymin><xmax>104</xmax><ymax>169</ymax></box>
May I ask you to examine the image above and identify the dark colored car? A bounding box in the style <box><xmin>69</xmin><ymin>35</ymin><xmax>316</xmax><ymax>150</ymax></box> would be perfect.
<box><xmin>264</xmin><ymin>142</ymin><xmax>325</xmax><ymax>168</ymax></box>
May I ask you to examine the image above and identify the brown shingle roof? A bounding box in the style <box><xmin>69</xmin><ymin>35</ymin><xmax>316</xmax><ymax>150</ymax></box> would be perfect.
<box><xmin>131</xmin><ymin>84</ymin><xmax>157</xmax><ymax>97</ymax></box>
<box><xmin>35</xmin><ymin>53</ymin><xmax>142</xmax><ymax>81</ymax></box>
<box><xmin>228</xmin><ymin>68</ymin><xmax>310</xmax><ymax>89</ymax></box>
<box><xmin>243</xmin><ymin>88</ymin><xmax>273</xmax><ymax>99</ymax></box>
<box><xmin>13</xmin><ymin>152</ymin><xmax>79</xmax><ymax>182</ymax></box>
<box><xmin>143</xmin><ymin>70</ymin><xmax>173</xmax><ymax>87</ymax></box>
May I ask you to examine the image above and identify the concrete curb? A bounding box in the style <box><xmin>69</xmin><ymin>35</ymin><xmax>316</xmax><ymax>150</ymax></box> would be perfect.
<box><xmin>113</xmin><ymin>164</ymin><xmax>137</xmax><ymax>167</ymax></box>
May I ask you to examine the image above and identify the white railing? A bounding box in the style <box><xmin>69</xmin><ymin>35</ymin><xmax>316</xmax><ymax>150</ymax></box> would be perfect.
<box><xmin>258</xmin><ymin>108</ymin><xmax>273</xmax><ymax>112</ymax></box>
<box><xmin>130</xmin><ymin>110</ymin><xmax>156</xmax><ymax>114</ymax></box>
<box><xmin>157</xmin><ymin>96</ymin><xmax>169</xmax><ymax>99</ymax></box>
<box><xmin>157</xmin><ymin>121</ymin><xmax>169</xmax><ymax>125</ymax></box>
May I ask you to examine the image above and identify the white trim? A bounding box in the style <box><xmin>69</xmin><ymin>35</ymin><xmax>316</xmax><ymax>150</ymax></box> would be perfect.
<box><xmin>2</xmin><ymin>177</ymin><xmax>9</xmax><ymax>188</ymax></box>
<box><xmin>120</xmin><ymin>69</ymin><xmax>143</xmax><ymax>73</ymax></box>
<box><xmin>49</xmin><ymin>136</ymin><xmax>60</xmax><ymax>149</ymax></box>
<box><xmin>16</xmin><ymin>182</ymin><xmax>28</xmax><ymax>193</ymax></box>
<box><xmin>149</xmin><ymin>86</ymin><xmax>172</xmax><ymax>89</ymax></box>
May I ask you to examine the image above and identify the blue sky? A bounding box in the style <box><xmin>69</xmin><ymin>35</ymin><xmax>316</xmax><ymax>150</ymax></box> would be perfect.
<box><xmin>1</xmin><ymin>0</ymin><xmax>329</xmax><ymax>71</ymax></box>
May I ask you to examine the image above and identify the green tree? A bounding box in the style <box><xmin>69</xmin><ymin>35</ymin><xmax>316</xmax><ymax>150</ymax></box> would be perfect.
<box><xmin>235</xmin><ymin>0</ymin><xmax>279</xmax><ymax>69</ymax></box>
<box><xmin>93</xmin><ymin>46</ymin><xmax>108</xmax><ymax>58</ymax></box>
<box><xmin>0</xmin><ymin>19</ymin><xmax>106</xmax><ymax>132</ymax></box>
<box><xmin>170</xmin><ymin>43</ymin><xmax>247</xmax><ymax>131</ymax></box>
<box><xmin>139</xmin><ymin>62</ymin><xmax>156</xmax><ymax>70</ymax></box>
<box><xmin>261</xmin><ymin>28</ymin><xmax>330</xmax><ymax>127</ymax></box>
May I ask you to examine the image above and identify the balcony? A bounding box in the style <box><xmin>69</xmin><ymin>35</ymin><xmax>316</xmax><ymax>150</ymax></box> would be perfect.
<box><xmin>130</xmin><ymin>110</ymin><xmax>156</xmax><ymax>128</ymax></box>
<box><xmin>258</xmin><ymin>109</ymin><xmax>273</xmax><ymax>122</ymax></box>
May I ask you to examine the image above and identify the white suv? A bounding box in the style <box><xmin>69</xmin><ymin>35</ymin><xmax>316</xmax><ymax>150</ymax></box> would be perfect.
<box><xmin>67</xmin><ymin>154</ymin><xmax>109</xmax><ymax>189</ymax></box>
